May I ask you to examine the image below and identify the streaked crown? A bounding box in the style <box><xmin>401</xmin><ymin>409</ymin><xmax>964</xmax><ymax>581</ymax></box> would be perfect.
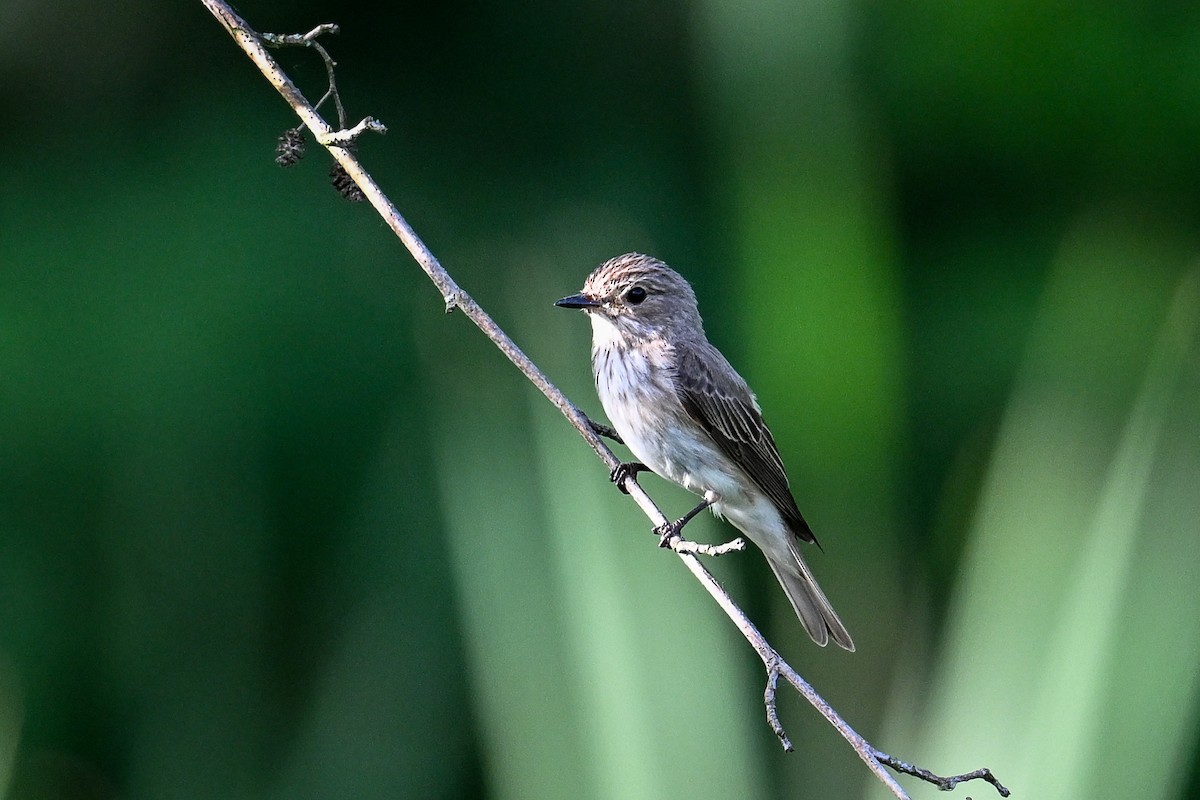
<box><xmin>576</xmin><ymin>253</ymin><xmax>703</xmax><ymax>336</ymax></box>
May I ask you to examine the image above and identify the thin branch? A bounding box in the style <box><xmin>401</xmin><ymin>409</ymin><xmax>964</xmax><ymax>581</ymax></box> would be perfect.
<box><xmin>319</xmin><ymin>116</ymin><xmax>386</xmax><ymax>147</ymax></box>
<box><xmin>873</xmin><ymin>751</ymin><xmax>1011</xmax><ymax>797</ymax></box>
<box><xmin>199</xmin><ymin>5</ymin><xmax>1009</xmax><ymax>798</ymax></box>
<box><xmin>260</xmin><ymin>23</ymin><xmax>340</xmax><ymax>46</ymax></box>
<box><xmin>666</xmin><ymin>535</ymin><xmax>746</xmax><ymax>557</ymax></box>
<box><xmin>262</xmin><ymin>24</ymin><xmax>346</xmax><ymax>126</ymax></box>
<box><xmin>764</xmin><ymin>661</ymin><xmax>792</xmax><ymax>752</ymax></box>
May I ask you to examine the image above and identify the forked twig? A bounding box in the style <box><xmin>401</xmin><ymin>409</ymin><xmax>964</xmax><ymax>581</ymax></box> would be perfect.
<box><xmin>199</xmin><ymin>4</ymin><xmax>1010</xmax><ymax>797</ymax></box>
<box><xmin>262</xmin><ymin>24</ymin><xmax>347</xmax><ymax>127</ymax></box>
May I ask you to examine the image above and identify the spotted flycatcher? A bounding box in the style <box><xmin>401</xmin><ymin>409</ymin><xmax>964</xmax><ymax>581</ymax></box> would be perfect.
<box><xmin>555</xmin><ymin>253</ymin><xmax>854</xmax><ymax>650</ymax></box>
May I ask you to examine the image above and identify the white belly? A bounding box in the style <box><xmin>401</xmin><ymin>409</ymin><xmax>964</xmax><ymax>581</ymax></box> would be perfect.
<box><xmin>591</xmin><ymin>328</ymin><xmax>745</xmax><ymax>506</ymax></box>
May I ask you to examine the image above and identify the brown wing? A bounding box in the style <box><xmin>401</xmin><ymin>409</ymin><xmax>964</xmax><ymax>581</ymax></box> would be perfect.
<box><xmin>674</xmin><ymin>342</ymin><xmax>817</xmax><ymax>544</ymax></box>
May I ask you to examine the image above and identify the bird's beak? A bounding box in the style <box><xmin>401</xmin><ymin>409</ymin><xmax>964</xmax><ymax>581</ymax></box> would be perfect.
<box><xmin>555</xmin><ymin>293</ymin><xmax>600</xmax><ymax>310</ymax></box>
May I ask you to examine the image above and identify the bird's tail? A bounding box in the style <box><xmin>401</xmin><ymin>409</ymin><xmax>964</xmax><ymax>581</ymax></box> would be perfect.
<box><xmin>765</xmin><ymin>542</ymin><xmax>855</xmax><ymax>651</ymax></box>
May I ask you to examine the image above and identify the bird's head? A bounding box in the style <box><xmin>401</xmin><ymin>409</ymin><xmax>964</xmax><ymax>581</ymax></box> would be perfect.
<box><xmin>555</xmin><ymin>253</ymin><xmax>702</xmax><ymax>343</ymax></box>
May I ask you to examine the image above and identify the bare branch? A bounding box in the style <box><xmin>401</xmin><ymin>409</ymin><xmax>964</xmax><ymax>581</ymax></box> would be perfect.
<box><xmin>319</xmin><ymin>116</ymin><xmax>387</xmax><ymax>147</ymax></box>
<box><xmin>199</xmin><ymin>4</ymin><xmax>1010</xmax><ymax>798</ymax></box>
<box><xmin>262</xmin><ymin>24</ymin><xmax>346</xmax><ymax>126</ymax></box>
<box><xmin>764</xmin><ymin>661</ymin><xmax>793</xmax><ymax>752</ymax></box>
<box><xmin>260</xmin><ymin>23</ymin><xmax>340</xmax><ymax>46</ymax></box>
<box><xmin>873</xmin><ymin>751</ymin><xmax>1012</xmax><ymax>797</ymax></box>
<box><xmin>666</xmin><ymin>535</ymin><xmax>746</xmax><ymax>557</ymax></box>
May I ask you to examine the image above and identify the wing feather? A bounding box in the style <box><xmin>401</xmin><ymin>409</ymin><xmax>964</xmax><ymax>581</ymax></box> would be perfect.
<box><xmin>674</xmin><ymin>342</ymin><xmax>816</xmax><ymax>544</ymax></box>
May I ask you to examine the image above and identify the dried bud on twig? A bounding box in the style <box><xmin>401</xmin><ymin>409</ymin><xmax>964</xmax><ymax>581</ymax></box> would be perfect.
<box><xmin>329</xmin><ymin>161</ymin><xmax>365</xmax><ymax>202</ymax></box>
<box><xmin>275</xmin><ymin>126</ymin><xmax>307</xmax><ymax>166</ymax></box>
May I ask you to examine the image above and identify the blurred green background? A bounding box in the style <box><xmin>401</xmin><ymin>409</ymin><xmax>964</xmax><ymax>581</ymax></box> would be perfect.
<box><xmin>2</xmin><ymin>1</ymin><xmax>1199</xmax><ymax>798</ymax></box>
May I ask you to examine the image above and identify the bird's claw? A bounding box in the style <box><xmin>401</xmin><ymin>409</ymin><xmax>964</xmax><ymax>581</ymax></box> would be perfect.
<box><xmin>654</xmin><ymin>495</ymin><xmax>714</xmax><ymax>547</ymax></box>
<box><xmin>655</xmin><ymin>520</ymin><xmax>682</xmax><ymax>548</ymax></box>
<box><xmin>610</xmin><ymin>461</ymin><xmax>647</xmax><ymax>494</ymax></box>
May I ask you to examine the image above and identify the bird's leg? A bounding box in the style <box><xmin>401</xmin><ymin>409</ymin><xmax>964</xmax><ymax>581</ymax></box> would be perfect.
<box><xmin>585</xmin><ymin>414</ymin><xmax>641</xmax><ymax>494</ymax></box>
<box><xmin>610</xmin><ymin>461</ymin><xmax>649</xmax><ymax>494</ymax></box>
<box><xmin>655</xmin><ymin>491</ymin><xmax>717</xmax><ymax>548</ymax></box>
<box><xmin>587</xmin><ymin>418</ymin><xmax>624</xmax><ymax>445</ymax></box>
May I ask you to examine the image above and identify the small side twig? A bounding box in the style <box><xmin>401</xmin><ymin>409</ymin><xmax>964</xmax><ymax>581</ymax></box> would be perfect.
<box><xmin>262</xmin><ymin>24</ymin><xmax>346</xmax><ymax>127</ymax></box>
<box><xmin>260</xmin><ymin>23</ymin><xmax>339</xmax><ymax>46</ymax></box>
<box><xmin>665</xmin><ymin>535</ymin><xmax>746</xmax><ymax>557</ymax></box>
<box><xmin>200</xmin><ymin>5</ymin><xmax>1011</xmax><ymax>798</ymax></box>
<box><xmin>319</xmin><ymin>116</ymin><xmax>387</xmax><ymax>147</ymax></box>
<box><xmin>872</xmin><ymin>751</ymin><xmax>1011</xmax><ymax>797</ymax></box>
<box><xmin>764</xmin><ymin>661</ymin><xmax>793</xmax><ymax>752</ymax></box>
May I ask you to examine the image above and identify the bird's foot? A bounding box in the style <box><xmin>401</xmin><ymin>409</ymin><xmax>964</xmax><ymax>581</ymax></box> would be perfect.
<box><xmin>610</xmin><ymin>461</ymin><xmax>648</xmax><ymax>494</ymax></box>
<box><xmin>654</xmin><ymin>519</ymin><xmax>684</xmax><ymax>548</ymax></box>
<box><xmin>654</xmin><ymin>516</ymin><xmax>744</xmax><ymax>555</ymax></box>
<box><xmin>654</xmin><ymin>494</ymin><xmax>716</xmax><ymax>548</ymax></box>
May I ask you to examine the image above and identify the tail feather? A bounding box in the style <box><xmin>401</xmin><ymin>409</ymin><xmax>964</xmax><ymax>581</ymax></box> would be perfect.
<box><xmin>766</xmin><ymin>543</ymin><xmax>855</xmax><ymax>652</ymax></box>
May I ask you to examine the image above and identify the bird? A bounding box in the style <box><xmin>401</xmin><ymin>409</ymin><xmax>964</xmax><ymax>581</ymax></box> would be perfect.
<box><xmin>555</xmin><ymin>253</ymin><xmax>854</xmax><ymax>650</ymax></box>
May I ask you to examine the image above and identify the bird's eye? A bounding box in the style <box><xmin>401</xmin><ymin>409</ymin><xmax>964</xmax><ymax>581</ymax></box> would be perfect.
<box><xmin>625</xmin><ymin>286</ymin><xmax>647</xmax><ymax>304</ymax></box>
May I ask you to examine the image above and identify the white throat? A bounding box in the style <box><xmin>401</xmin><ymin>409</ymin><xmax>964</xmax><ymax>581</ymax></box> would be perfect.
<box><xmin>586</xmin><ymin>310</ymin><xmax>627</xmax><ymax>352</ymax></box>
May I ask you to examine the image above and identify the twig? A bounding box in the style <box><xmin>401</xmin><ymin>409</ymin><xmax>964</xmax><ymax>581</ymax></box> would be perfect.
<box><xmin>666</xmin><ymin>535</ymin><xmax>746</xmax><ymax>557</ymax></box>
<box><xmin>260</xmin><ymin>23</ymin><xmax>339</xmax><ymax>46</ymax></box>
<box><xmin>764</xmin><ymin>661</ymin><xmax>792</xmax><ymax>751</ymax></box>
<box><xmin>319</xmin><ymin>116</ymin><xmax>386</xmax><ymax>147</ymax></box>
<box><xmin>262</xmin><ymin>24</ymin><xmax>347</xmax><ymax>127</ymax></box>
<box><xmin>199</xmin><ymin>4</ymin><xmax>1009</xmax><ymax>797</ymax></box>
<box><xmin>873</xmin><ymin>751</ymin><xmax>1011</xmax><ymax>797</ymax></box>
